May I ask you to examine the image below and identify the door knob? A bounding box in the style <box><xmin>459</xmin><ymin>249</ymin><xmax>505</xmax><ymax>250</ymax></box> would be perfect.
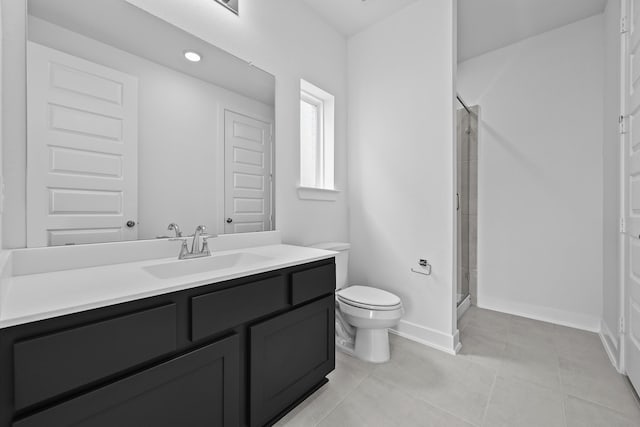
<box><xmin>126</xmin><ymin>220</ymin><xmax>136</xmax><ymax>228</ymax></box>
<box><xmin>226</xmin><ymin>218</ymin><xmax>233</xmax><ymax>224</ymax></box>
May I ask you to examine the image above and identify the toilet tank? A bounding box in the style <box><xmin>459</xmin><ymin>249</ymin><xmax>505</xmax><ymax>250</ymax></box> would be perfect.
<box><xmin>309</xmin><ymin>242</ymin><xmax>350</xmax><ymax>289</ymax></box>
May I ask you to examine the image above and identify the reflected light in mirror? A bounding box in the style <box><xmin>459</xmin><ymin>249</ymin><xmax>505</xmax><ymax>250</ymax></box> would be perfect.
<box><xmin>183</xmin><ymin>50</ymin><xmax>202</xmax><ymax>62</ymax></box>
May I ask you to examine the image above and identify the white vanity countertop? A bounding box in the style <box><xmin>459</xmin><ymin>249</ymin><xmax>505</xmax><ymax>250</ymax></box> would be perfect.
<box><xmin>0</xmin><ymin>244</ymin><xmax>336</xmax><ymax>330</ymax></box>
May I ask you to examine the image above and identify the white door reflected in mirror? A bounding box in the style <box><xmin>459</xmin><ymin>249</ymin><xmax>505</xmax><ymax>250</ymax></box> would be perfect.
<box><xmin>224</xmin><ymin>110</ymin><xmax>273</xmax><ymax>234</ymax></box>
<box><xmin>27</xmin><ymin>42</ymin><xmax>139</xmax><ymax>247</ymax></box>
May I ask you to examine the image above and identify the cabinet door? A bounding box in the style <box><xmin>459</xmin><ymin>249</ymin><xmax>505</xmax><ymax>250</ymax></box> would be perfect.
<box><xmin>14</xmin><ymin>335</ymin><xmax>240</xmax><ymax>427</ymax></box>
<box><xmin>249</xmin><ymin>296</ymin><xmax>335</xmax><ymax>427</ymax></box>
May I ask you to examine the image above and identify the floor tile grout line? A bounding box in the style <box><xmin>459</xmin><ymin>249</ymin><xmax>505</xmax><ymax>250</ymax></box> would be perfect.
<box><xmin>561</xmin><ymin>393</ymin><xmax>569</xmax><ymax>427</ymax></box>
<box><xmin>368</xmin><ymin>370</ymin><xmax>483</xmax><ymax>426</ymax></box>
<box><xmin>478</xmin><ymin>373</ymin><xmax>498</xmax><ymax>427</ymax></box>
<box><xmin>625</xmin><ymin>377</ymin><xmax>640</xmax><ymax>409</ymax></box>
<box><xmin>563</xmin><ymin>390</ymin><xmax>640</xmax><ymax>420</ymax></box>
<box><xmin>311</xmin><ymin>364</ymin><xmax>373</xmax><ymax>427</ymax></box>
<box><xmin>493</xmin><ymin>372</ymin><xmax>563</xmax><ymax>395</ymax></box>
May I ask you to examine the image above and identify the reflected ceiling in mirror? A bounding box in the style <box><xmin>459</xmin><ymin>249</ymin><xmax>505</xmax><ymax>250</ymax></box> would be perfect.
<box><xmin>25</xmin><ymin>0</ymin><xmax>275</xmax><ymax>247</ymax></box>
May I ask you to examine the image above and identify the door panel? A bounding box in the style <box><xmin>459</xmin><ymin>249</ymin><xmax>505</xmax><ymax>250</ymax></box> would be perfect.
<box><xmin>224</xmin><ymin>110</ymin><xmax>273</xmax><ymax>234</ymax></box>
<box><xmin>27</xmin><ymin>42</ymin><xmax>138</xmax><ymax>247</ymax></box>
<box><xmin>625</xmin><ymin>0</ymin><xmax>640</xmax><ymax>394</ymax></box>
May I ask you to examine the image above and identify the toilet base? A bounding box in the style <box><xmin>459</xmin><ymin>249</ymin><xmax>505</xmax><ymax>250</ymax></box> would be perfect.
<box><xmin>354</xmin><ymin>328</ymin><xmax>390</xmax><ymax>363</ymax></box>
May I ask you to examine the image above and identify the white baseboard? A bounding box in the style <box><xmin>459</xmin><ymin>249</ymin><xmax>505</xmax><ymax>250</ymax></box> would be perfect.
<box><xmin>477</xmin><ymin>296</ymin><xmax>601</xmax><ymax>332</ymax></box>
<box><xmin>390</xmin><ymin>319</ymin><xmax>458</xmax><ymax>355</ymax></box>
<box><xmin>453</xmin><ymin>329</ymin><xmax>461</xmax><ymax>353</ymax></box>
<box><xmin>457</xmin><ymin>295</ymin><xmax>471</xmax><ymax>320</ymax></box>
<box><xmin>599</xmin><ymin>320</ymin><xmax>622</xmax><ymax>373</ymax></box>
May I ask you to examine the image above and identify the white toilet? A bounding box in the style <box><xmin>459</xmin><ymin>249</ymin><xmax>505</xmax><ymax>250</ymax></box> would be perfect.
<box><xmin>310</xmin><ymin>242</ymin><xmax>404</xmax><ymax>363</ymax></box>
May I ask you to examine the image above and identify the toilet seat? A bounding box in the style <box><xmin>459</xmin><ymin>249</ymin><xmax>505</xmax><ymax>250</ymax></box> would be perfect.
<box><xmin>338</xmin><ymin>300</ymin><xmax>404</xmax><ymax>324</ymax></box>
<box><xmin>337</xmin><ymin>286</ymin><xmax>402</xmax><ymax>311</ymax></box>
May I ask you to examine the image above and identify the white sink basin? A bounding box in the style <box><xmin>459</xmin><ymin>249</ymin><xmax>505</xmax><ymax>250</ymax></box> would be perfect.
<box><xmin>144</xmin><ymin>253</ymin><xmax>272</xmax><ymax>279</ymax></box>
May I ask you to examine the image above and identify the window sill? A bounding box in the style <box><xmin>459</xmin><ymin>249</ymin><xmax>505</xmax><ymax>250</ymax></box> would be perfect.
<box><xmin>297</xmin><ymin>186</ymin><xmax>340</xmax><ymax>201</ymax></box>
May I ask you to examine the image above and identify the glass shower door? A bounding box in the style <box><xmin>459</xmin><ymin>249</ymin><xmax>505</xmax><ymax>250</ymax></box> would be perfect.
<box><xmin>457</xmin><ymin>103</ymin><xmax>478</xmax><ymax>307</ymax></box>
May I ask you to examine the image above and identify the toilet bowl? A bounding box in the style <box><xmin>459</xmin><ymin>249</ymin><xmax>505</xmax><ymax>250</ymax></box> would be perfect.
<box><xmin>337</xmin><ymin>285</ymin><xmax>403</xmax><ymax>363</ymax></box>
<box><xmin>309</xmin><ymin>242</ymin><xmax>404</xmax><ymax>363</ymax></box>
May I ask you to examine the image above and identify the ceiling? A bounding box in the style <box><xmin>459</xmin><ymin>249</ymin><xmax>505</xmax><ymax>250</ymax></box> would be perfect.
<box><xmin>458</xmin><ymin>0</ymin><xmax>608</xmax><ymax>62</ymax></box>
<box><xmin>302</xmin><ymin>0</ymin><xmax>607</xmax><ymax>62</ymax></box>
<box><xmin>28</xmin><ymin>0</ymin><xmax>275</xmax><ymax>105</ymax></box>
<box><xmin>301</xmin><ymin>0</ymin><xmax>418</xmax><ymax>37</ymax></box>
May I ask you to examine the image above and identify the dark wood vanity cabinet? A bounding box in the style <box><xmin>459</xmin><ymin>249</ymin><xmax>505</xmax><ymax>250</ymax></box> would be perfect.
<box><xmin>13</xmin><ymin>335</ymin><xmax>240</xmax><ymax>427</ymax></box>
<box><xmin>250</xmin><ymin>296</ymin><xmax>335</xmax><ymax>427</ymax></box>
<box><xmin>0</xmin><ymin>258</ymin><xmax>336</xmax><ymax>427</ymax></box>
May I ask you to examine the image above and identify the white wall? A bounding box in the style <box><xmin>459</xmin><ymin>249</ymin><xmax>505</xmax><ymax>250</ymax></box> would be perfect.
<box><xmin>1</xmin><ymin>0</ymin><xmax>349</xmax><ymax>248</ymax></box>
<box><xmin>1</xmin><ymin>0</ymin><xmax>26</xmax><ymax>249</ymax></box>
<box><xmin>27</xmin><ymin>17</ymin><xmax>274</xmax><ymax>240</ymax></box>
<box><xmin>348</xmin><ymin>0</ymin><xmax>458</xmax><ymax>352</ymax></box>
<box><xmin>602</xmin><ymin>0</ymin><xmax>622</xmax><ymax>365</ymax></box>
<box><xmin>458</xmin><ymin>15</ymin><xmax>605</xmax><ymax>331</ymax></box>
<box><xmin>0</xmin><ymin>1</ymin><xmax>3</xmax><ymax>250</ymax></box>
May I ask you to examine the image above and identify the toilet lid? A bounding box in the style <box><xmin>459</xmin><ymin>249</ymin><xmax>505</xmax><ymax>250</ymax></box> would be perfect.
<box><xmin>337</xmin><ymin>286</ymin><xmax>401</xmax><ymax>308</ymax></box>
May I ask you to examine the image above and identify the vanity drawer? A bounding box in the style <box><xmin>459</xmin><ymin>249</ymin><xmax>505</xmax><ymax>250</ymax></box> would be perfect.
<box><xmin>14</xmin><ymin>304</ymin><xmax>177</xmax><ymax>410</ymax></box>
<box><xmin>191</xmin><ymin>276</ymin><xmax>288</xmax><ymax>341</ymax></box>
<box><xmin>290</xmin><ymin>263</ymin><xmax>336</xmax><ymax>306</ymax></box>
<box><xmin>13</xmin><ymin>335</ymin><xmax>240</xmax><ymax>427</ymax></box>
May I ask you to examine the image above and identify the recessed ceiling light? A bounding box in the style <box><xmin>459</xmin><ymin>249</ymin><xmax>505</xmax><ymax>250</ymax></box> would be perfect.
<box><xmin>184</xmin><ymin>51</ymin><xmax>202</xmax><ymax>62</ymax></box>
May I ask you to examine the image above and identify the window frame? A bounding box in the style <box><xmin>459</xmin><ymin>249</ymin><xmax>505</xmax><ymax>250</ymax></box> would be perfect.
<box><xmin>298</xmin><ymin>79</ymin><xmax>336</xmax><ymax>200</ymax></box>
<box><xmin>300</xmin><ymin>89</ymin><xmax>325</xmax><ymax>188</ymax></box>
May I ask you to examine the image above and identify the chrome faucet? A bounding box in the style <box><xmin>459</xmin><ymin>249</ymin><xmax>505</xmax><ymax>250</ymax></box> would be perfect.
<box><xmin>167</xmin><ymin>223</ymin><xmax>182</xmax><ymax>238</ymax></box>
<box><xmin>170</xmin><ymin>225</ymin><xmax>215</xmax><ymax>260</ymax></box>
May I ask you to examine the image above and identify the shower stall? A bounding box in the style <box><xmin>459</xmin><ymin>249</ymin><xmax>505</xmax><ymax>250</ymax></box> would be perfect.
<box><xmin>456</xmin><ymin>95</ymin><xmax>478</xmax><ymax>316</ymax></box>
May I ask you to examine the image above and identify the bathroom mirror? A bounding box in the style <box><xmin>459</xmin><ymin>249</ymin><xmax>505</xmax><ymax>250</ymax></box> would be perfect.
<box><xmin>24</xmin><ymin>0</ymin><xmax>275</xmax><ymax>247</ymax></box>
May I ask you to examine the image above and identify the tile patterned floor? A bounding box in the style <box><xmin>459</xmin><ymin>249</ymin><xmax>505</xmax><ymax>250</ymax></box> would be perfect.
<box><xmin>275</xmin><ymin>306</ymin><xmax>640</xmax><ymax>427</ymax></box>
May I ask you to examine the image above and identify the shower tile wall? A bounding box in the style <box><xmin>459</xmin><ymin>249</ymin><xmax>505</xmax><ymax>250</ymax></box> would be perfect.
<box><xmin>457</xmin><ymin>106</ymin><xmax>478</xmax><ymax>306</ymax></box>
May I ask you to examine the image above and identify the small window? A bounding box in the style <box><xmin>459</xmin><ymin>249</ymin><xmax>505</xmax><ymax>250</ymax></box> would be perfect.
<box><xmin>300</xmin><ymin>79</ymin><xmax>335</xmax><ymax>191</ymax></box>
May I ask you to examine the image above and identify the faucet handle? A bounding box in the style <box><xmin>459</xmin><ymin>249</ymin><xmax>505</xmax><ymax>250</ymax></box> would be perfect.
<box><xmin>168</xmin><ymin>237</ymin><xmax>190</xmax><ymax>259</ymax></box>
<box><xmin>201</xmin><ymin>234</ymin><xmax>217</xmax><ymax>255</ymax></box>
<box><xmin>201</xmin><ymin>237</ymin><xmax>211</xmax><ymax>256</ymax></box>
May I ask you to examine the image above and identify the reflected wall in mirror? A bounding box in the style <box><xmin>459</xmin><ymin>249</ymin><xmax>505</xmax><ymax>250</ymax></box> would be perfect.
<box><xmin>25</xmin><ymin>0</ymin><xmax>275</xmax><ymax>247</ymax></box>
